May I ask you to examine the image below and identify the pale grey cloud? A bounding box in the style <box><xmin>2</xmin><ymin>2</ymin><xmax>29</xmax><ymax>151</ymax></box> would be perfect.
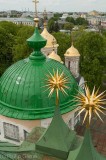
<box><xmin>0</xmin><ymin>0</ymin><xmax>106</xmax><ymax>12</ymax></box>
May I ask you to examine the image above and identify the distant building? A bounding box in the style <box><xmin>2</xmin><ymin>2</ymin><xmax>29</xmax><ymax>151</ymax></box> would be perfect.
<box><xmin>70</xmin><ymin>13</ymin><xmax>80</xmax><ymax>19</ymax></box>
<box><xmin>88</xmin><ymin>10</ymin><xmax>100</xmax><ymax>16</ymax></box>
<box><xmin>87</xmin><ymin>16</ymin><xmax>106</xmax><ymax>26</ymax></box>
<box><xmin>0</xmin><ymin>11</ymin><xmax>7</xmax><ymax>17</ymax></box>
<box><xmin>101</xmin><ymin>21</ymin><xmax>106</xmax><ymax>28</ymax></box>
<box><xmin>0</xmin><ymin>17</ymin><xmax>34</xmax><ymax>26</ymax></box>
<box><xmin>21</xmin><ymin>11</ymin><xmax>54</xmax><ymax>20</ymax></box>
<box><xmin>84</xmin><ymin>28</ymin><xmax>99</xmax><ymax>32</ymax></box>
<box><xmin>59</xmin><ymin>29</ymin><xmax>70</xmax><ymax>34</ymax></box>
<box><xmin>60</xmin><ymin>13</ymin><xmax>69</xmax><ymax>21</ymax></box>
<box><xmin>60</xmin><ymin>13</ymin><xmax>80</xmax><ymax>21</ymax></box>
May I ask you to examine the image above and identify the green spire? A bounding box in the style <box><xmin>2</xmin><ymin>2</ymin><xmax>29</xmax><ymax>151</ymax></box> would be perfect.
<box><xmin>68</xmin><ymin>128</ymin><xmax>106</xmax><ymax>160</ymax></box>
<box><xmin>36</xmin><ymin>107</ymin><xmax>76</xmax><ymax>159</ymax></box>
<box><xmin>27</xmin><ymin>18</ymin><xmax>47</xmax><ymax>60</ymax></box>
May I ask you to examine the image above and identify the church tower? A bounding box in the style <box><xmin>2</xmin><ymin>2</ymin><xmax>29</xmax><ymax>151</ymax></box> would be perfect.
<box><xmin>64</xmin><ymin>43</ymin><xmax>80</xmax><ymax>78</ymax></box>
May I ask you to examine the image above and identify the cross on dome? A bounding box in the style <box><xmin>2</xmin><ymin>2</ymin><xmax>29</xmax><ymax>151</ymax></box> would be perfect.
<box><xmin>32</xmin><ymin>0</ymin><xmax>39</xmax><ymax>17</ymax></box>
<box><xmin>43</xmin><ymin>8</ymin><xmax>47</xmax><ymax>22</ymax></box>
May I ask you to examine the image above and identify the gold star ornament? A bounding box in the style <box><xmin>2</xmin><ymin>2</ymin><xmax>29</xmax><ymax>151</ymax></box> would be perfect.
<box><xmin>44</xmin><ymin>70</ymin><xmax>69</xmax><ymax>105</ymax></box>
<box><xmin>75</xmin><ymin>85</ymin><xmax>106</xmax><ymax>126</ymax></box>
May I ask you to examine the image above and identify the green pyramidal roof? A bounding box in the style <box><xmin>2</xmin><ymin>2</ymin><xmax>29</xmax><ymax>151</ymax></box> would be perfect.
<box><xmin>68</xmin><ymin>128</ymin><xmax>106</xmax><ymax>160</ymax></box>
<box><xmin>36</xmin><ymin>107</ymin><xmax>76</xmax><ymax>159</ymax></box>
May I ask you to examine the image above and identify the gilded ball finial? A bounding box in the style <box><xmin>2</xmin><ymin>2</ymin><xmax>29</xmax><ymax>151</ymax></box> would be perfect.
<box><xmin>34</xmin><ymin>17</ymin><xmax>39</xmax><ymax>27</ymax></box>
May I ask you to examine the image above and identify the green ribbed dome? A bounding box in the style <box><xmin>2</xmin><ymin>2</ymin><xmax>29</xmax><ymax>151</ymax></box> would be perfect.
<box><xmin>0</xmin><ymin>23</ymin><xmax>79</xmax><ymax>120</ymax></box>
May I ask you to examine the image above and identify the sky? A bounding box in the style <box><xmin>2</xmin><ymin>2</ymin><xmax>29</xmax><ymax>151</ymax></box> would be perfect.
<box><xmin>0</xmin><ymin>0</ymin><xmax>106</xmax><ymax>12</ymax></box>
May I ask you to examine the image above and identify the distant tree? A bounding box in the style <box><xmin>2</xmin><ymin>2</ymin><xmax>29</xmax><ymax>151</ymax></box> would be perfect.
<box><xmin>102</xmin><ymin>29</ymin><xmax>106</xmax><ymax>37</ymax></box>
<box><xmin>0</xmin><ymin>21</ymin><xmax>19</xmax><ymax>74</ymax></box>
<box><xmin>0</xmin><ymin>21</ymin><xmax>19</xmax><ymax>35</ymax></box>
<box><xmin>0</xmin><ymin>26</ymin><xmax>14</xmax><ymax>75</ymax></box>
<box><xmin>66</xmin><ymin>17</ymin><xmax>75</xmax><ymax>24</ymax></box>
<box><xmin>12</xmin><ymin>26</ymin><xmax>34</xmax><ymax>62</ymax></box>
<box><xmin>64</xmin><ymin>23</ymin><xmax>74</xmax><ymax>30</ymax></box>
<box><xmin>76</xmin><ymin>17</ymin><xmax>88</xmax><ymax>26</ymax></box>
<box><xmin>75</xmin><ymin>31</ymin><xmax>106</xmax><ymax>89</ymax></box>
<box><xmin>48</xmin><ymin>18</ymin><xmax>59</xmax><ymax>32</ymax></box>
<box><xmin>54</xmin><ymin>21</ymin><xmax>59</xmax><ymax>32</ymax></box>
<box><xmin>48</xmin><ymin>18</ymin><xmax>55</xmax><ymax>33</ymax></box>
<box><xmin>54</xmin><ymin>13</ymin><xmax>62</xmax><ymax>21</ymax></box>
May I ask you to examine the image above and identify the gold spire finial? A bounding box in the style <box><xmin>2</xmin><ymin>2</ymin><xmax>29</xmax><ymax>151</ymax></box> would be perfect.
<box><xmin>75</xmin><ymin>85</ymin><xmax>106</xmax><ymax>127</ymax></box>
<box><xmin>32</xmin><ymin>0</ymin><xmax>39</xmax><ymax>18</ymax></box>
<box><xmin>44</xmin><ymin>70</ymin><xmax>69</xmax><ymax>106</ymax></box>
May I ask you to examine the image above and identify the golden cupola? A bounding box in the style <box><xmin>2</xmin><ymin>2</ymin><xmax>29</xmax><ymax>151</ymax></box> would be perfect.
<box><xmin>48</xmin><ymin>50</ymin><xmax>63</xmax><ymax>63</ymax></box>
<box><xmin>64</xmin><ymin>44</ymin><xmax>80</xmax><ymax>57</ymax></box>
<box><xmin>64</xmin><ymin>43</ymin><xmax>80</xmax><ymax>78</ymax></box>
<box><xmin>41</xmin><ymin>22</ymin><xmax>59</xmax><ymax>56</ymax></box>
<box><xmin>41</xmin><ymin>22</ymin><xmax>58</xmax><ymax>48</ymax></box>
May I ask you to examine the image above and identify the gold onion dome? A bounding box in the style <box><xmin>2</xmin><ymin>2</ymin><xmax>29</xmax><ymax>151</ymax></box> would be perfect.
<box><xmin>41</xmin><ymin>22</ymin><xmax>59</xmax><ymax>48</ymax></box>
<box><xmin>64</xmin><ymin>44</ymin><xmax>80</xmax><ymax>57</ymax></box>
<box><xmin>48</xmin><ymin>51</ymin><xmax>63</xmax><ymax>63</ymax></box>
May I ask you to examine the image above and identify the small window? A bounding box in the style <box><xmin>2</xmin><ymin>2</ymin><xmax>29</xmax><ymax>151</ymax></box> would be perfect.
<box><xmin>3</xmin><ymin>122</ymin><xmax>20</xmax><ymax>142</ymax></box>
<box><xmin>68</xmin><ymin>61</ymin><xmax>70</xmax><ymax>69</ymax></box>
<box><xmin>24</xmin><ymin>130</ymin><xmax>29</xmax><ymax>140</ymax></box>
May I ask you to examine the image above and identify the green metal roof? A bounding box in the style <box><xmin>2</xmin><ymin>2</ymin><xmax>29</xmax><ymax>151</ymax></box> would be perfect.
<box><xmin>67</xmin><ymin>128</ymin><xmax>106</xmax><ymax>160</ymax></box>
<box><xmin>0</xmin><ymin>120</ymin><xmax>82</xmax><ymax>160</ymax></box>
<box><xmin>0</xmin><ymin>127</ymin><xmax>46</xmax><ymax>160</ymax></box>
<box><xmin>0</xmin><ymin>25</ymin><xmax>79</xmax><ymax>120</ymax></box>
<box><xmin>36</xmin><ymin>107</ymin><xmax>76</xmax><ymax>159</ymax></box>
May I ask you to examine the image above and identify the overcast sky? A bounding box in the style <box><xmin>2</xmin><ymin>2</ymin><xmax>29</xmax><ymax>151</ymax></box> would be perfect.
<box><xmin>0</xmin><ymin>0</ymin><xmax>106</xmax><ymax>12</ymax></box>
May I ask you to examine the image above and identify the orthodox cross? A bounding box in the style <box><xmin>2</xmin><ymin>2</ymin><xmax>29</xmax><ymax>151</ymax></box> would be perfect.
<box><xmin>43</xmin><ymin>9</ymin><xmax>47</xmax><ymax>21</ymax></box>
<box><xmin>32</xmin><ymin>0</ymin><xmax>39</xmax><ymax>17</ymax></box>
